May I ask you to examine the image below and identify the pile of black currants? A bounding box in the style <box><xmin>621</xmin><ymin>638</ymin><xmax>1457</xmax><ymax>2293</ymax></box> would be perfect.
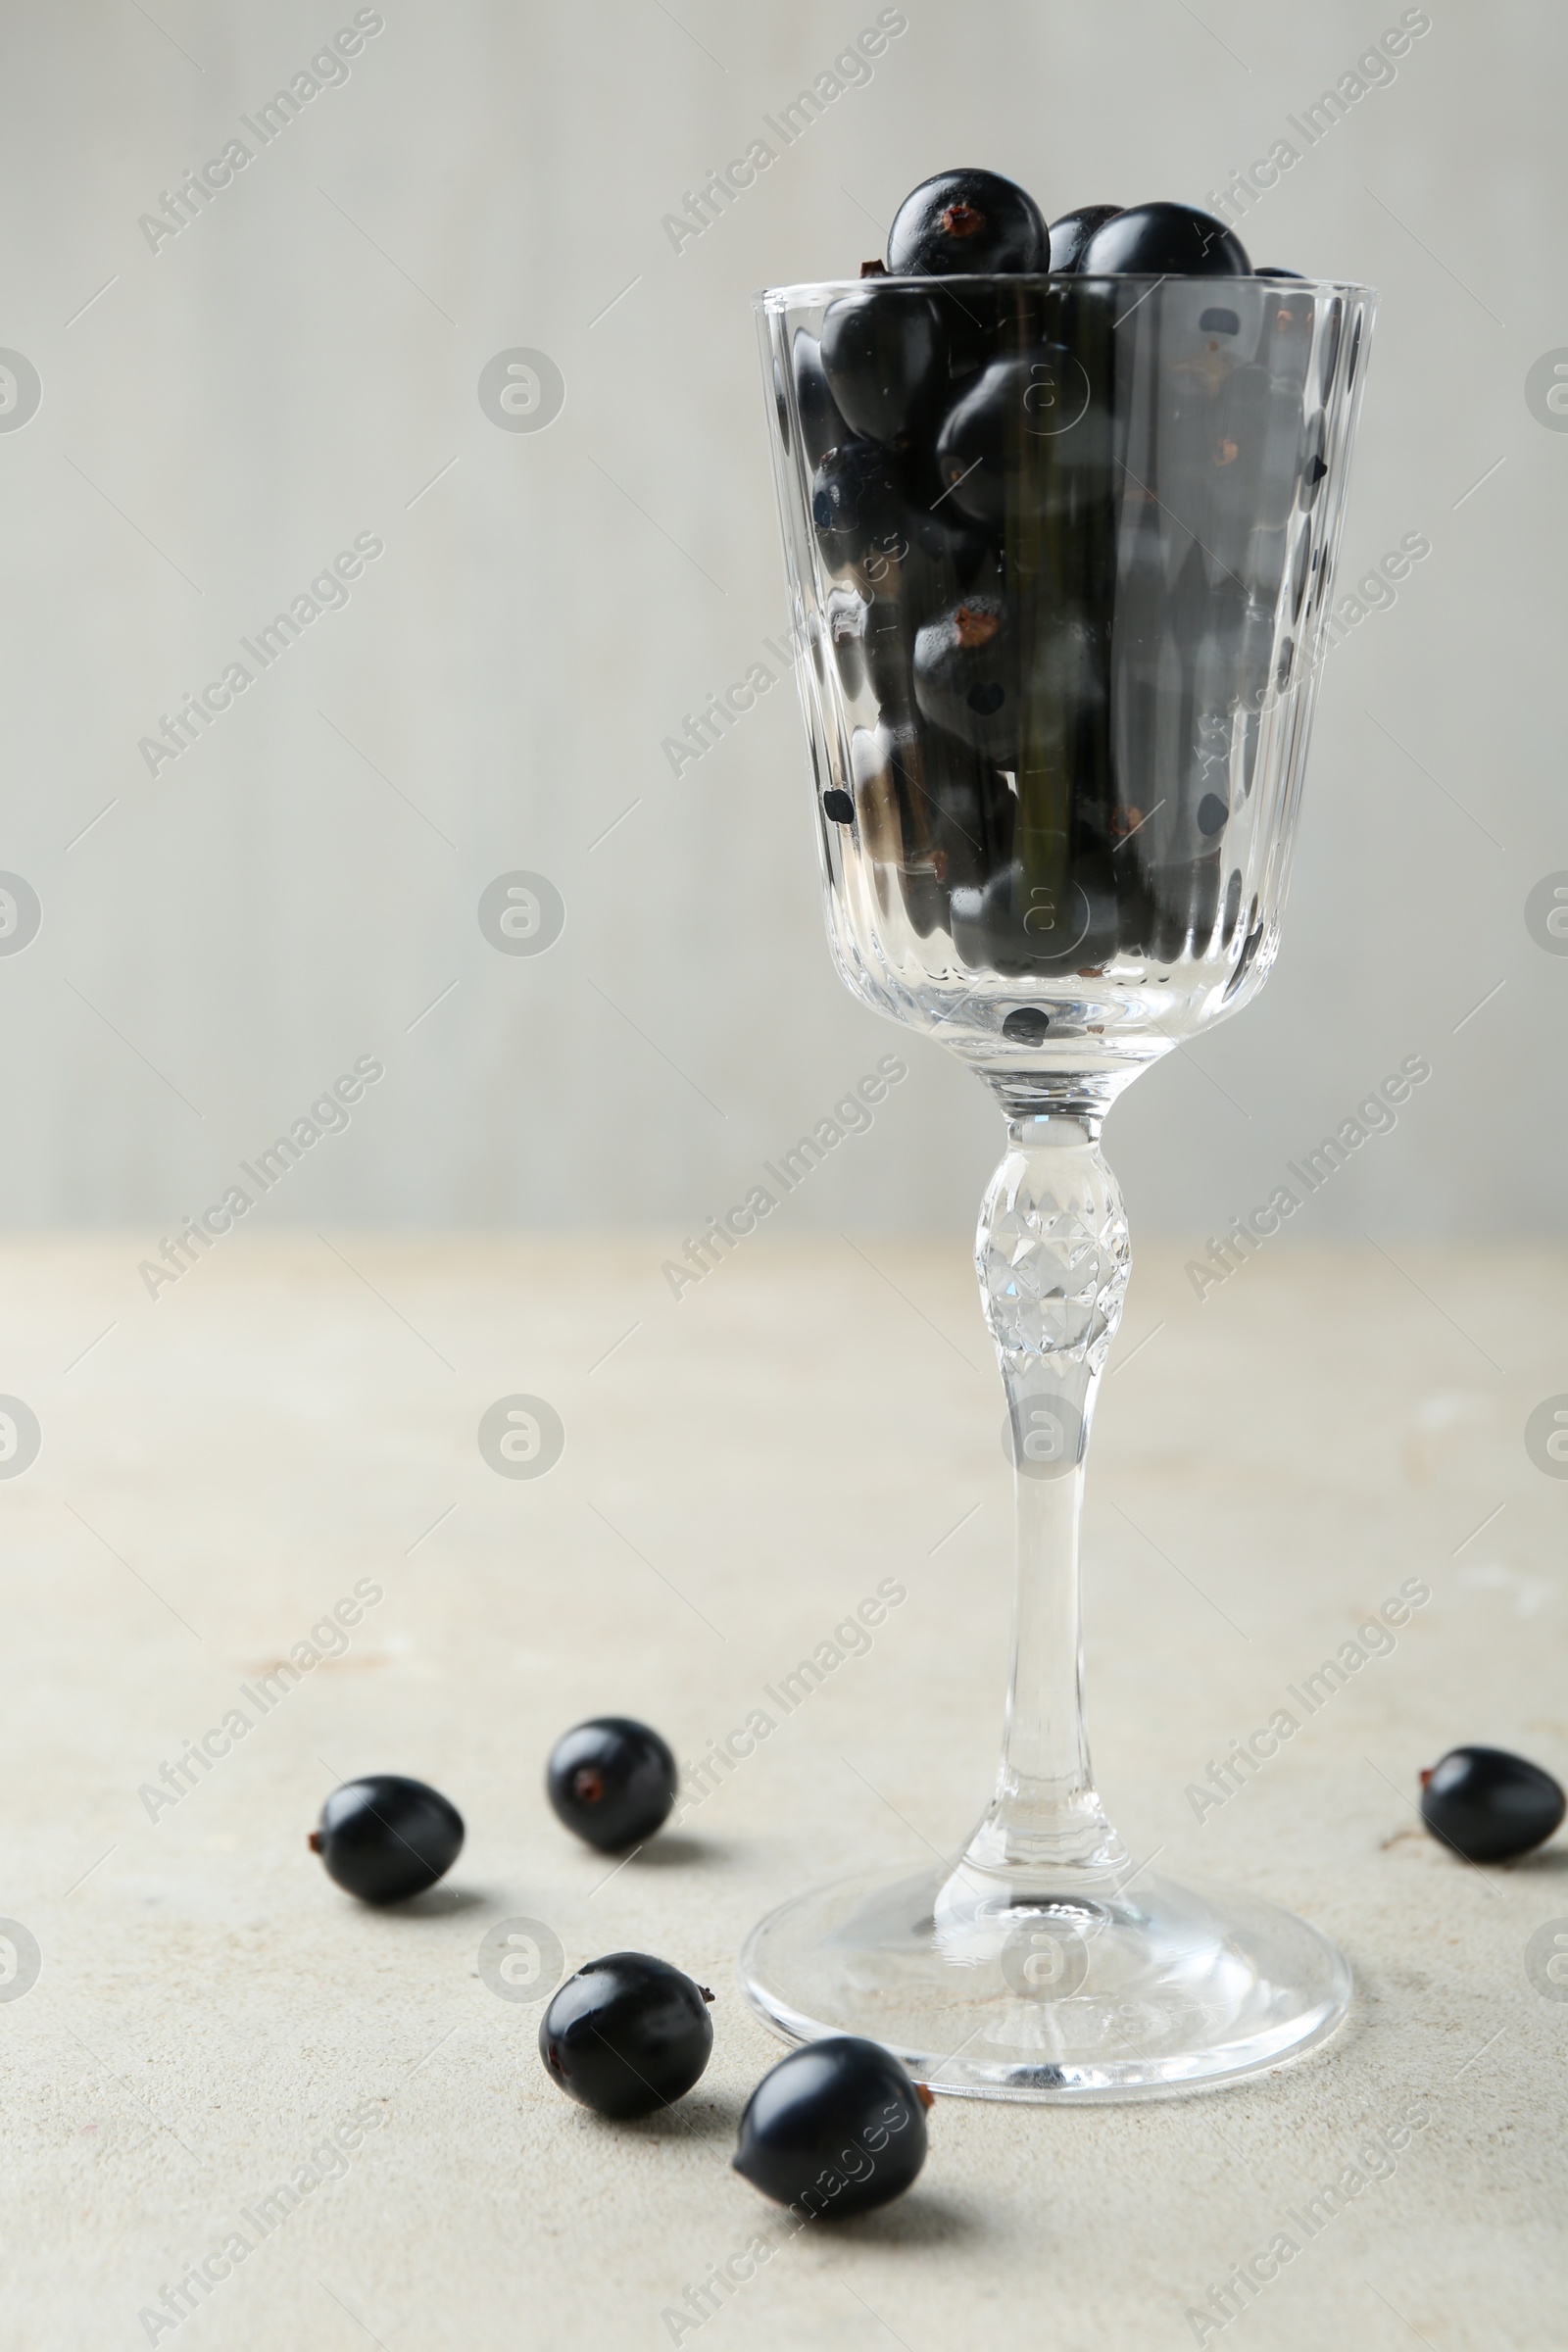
<box><xmin>308</xmin><ymin>1718</ymin><xmax>934</xmax><ymax>2217</ymax></box>
<box><xmin>306</xmin><ymin>1702</ymin><xmax>1562</xmax><ymax>2215</ymax></box>
<box><xmin>785</xmin><ymin>169</ymin><xmax>1316</xmax><ymax>986</ymax></box>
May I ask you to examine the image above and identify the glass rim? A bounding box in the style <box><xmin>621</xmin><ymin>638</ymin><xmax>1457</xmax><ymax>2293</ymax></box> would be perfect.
<box><xmin>755</xmin><ymin>275</ymin><xmax>1376</xmax><ymax>310</ymax></box>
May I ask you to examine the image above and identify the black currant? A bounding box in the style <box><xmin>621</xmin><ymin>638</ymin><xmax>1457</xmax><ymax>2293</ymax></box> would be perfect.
<box><xmin>886</xmin><ymin>169</ymin><xmax>1049</xmax><ymax>277</ymax></box>
<box><xmin>848</xmin><ymin>714</ymin><xmax>1011</xmax><ymax>939</ymax></box>
<box><xmin>546</xmin><ymin>1716</ymin><xmax>677</xmax><ymax>1852</ymax></box>
<box><xmin>820</xmin><ymin>287</ymin><xmax>948</xmax><ymax>443</ymax></box>
<box><xmin>913</xmin><ymin>595</ymin><xmax>1105</xmax><ymax>774</ymax></box>
<box><xmin>1048</xmin><ymin>205</ymin><xmax>1123</xmax><ymax>272</ymax></box>
<box><xmin>1419</xmin><ymin>1747</ymin><xmax>1566</xmax><ymax>1864</ymax></box>
<box><xmin>899</xmin><ymin>717</ymin><xmax>1014</xmax><ymax>892</ymax></box>
<box><xmin>823</xmin><ymin>788</ymin><xmax>855</xmax><ymax>824</ymax></box>
<box><xmin>1078</xmin><ymin>201</ymin><xmax>1250</xmax><ymax>277</ymax></box>
<box><xmin>791</xmin><ymin>328</ymin><xmax>849</xmax><ymax>467</ymax></box>
<box><xmin>309</xmin><ymin>1775</ymin><xmax>464</xmax><ymax>1904</ymax></box>
<box><xmin>539</xmin><ymin>1953</ymin><xmax>713</xmax><ymax>2119</ymax></box>
<box><xmin>810</xmin><ymin>439</ymin><xmax>905</xmax><ymax>568</ymax></box>
<box><xmin>733</xmin><ymin>2036</ymin><xmax>931</xmax><ymax>2218</ymax></box>
<box><xmin>933</xmin><ymin>348</ymin><xmax>1102</xmax><ymax>528</ymax></box>
<box><xmin>951</xmin><ymin>850</ymin><xmax>1117</xmax><ymax>980</ymax></box>
<box><xmin>1256</xmin><ymin>266</ymin><xmax>1305</xmax><ymax>278</ymax></box>
<box><xmin>912</xmin><ymin>594</ymin><xmax>1021</xmax><ymax>760</ymax></box>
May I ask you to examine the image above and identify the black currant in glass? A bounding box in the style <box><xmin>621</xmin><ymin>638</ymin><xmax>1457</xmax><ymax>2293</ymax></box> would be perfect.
<box><xmin>1078</xmin><ymin>201</ymin><xmax>1250</xmax><ymax>277</ymax></box>
<box><xmin>1256</xmin><ymin>266</ymin><xmax>1305</xmax><ymax>278</ymax></box>
<box><xmin>1048</xmin><ymin>205</ymin><xmax>1123</xmax><ymax>272</ymax></box>
<box><xmin>546</xmin><ymin>1716</ymin><xmax>677</xmax><ymax>1852</ymax></box>
<box><xmin>309</xmin><ymin>1775</ymin><xmax>465</xmax><ymax>1904</ymax></box>
<box><xmin>820</xmin><ymin>287</ymin><xmax>947</xmax><ymax>442</ymax></box>
<box><xmin>934</xmin><ymin>348</ymin><xmax>1094</xmax><ymax>528</ymax></box>
<box><xmin>951</xmin><ymin>849</ymin><xmax>1118</xmax><ymax>981</ymax></box>
<box><xmin>1419</xmin><ymin>1747</ymin><xmax>1566</xmax><ymax>1864</ymax></box>
<box><xmin>912</xmin><ymin>594</ymin><xmax>1022</xmax><ymax>760</ymax></box>
<box><xmin>886</xmin><ymin>168</ymin><xmax>1049</xmax><ymax>277</ymax></box>
<box><xmin>810</xmin><ymin>439</ymin><xmax>904</xmax><ymax>568</ymax></box>
<box><xmin>822</xmin><ymin>789</ymin><xmax>855</xmax><ymax>825</ymax></box>
<box><xmin>855</xmin><ymin>715</ymin><xmax>1012</xmax><ymax>940</ymax></box>
<box><xmin>791</xmin><ymin>327</ymin><xmax>849</xmax><ymax>467</ymax></box>
<box><xmin>733</xmin><ymin>2037</ymin><xmax>931</xmax><ymax>2217</ymax></box>
<box><xmin>914</xmin><ymin>594</ymin><xmax>1106</xmax><ymax>780</ymax></box>
<box><xmin>539</xmin><ymin>1953</ymin><xmax>713</xmax><ymax>2119</ymax></box>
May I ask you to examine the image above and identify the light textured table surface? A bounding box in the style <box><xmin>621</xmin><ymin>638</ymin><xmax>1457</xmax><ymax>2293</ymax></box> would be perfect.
<box><xmin>4</xmin><ymin>1232</ymin><xmax>1563</xmax><ymax>2350</ymax></box>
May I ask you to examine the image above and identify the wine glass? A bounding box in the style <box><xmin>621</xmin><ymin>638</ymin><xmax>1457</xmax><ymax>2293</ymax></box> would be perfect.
<box><xmin>742</xmin><ymin>268</ymin><xmax>1376</xmax><ymax>2097</ymax></box>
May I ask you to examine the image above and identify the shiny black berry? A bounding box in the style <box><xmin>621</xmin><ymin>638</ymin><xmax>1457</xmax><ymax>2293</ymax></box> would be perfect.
<box><xmin>546</xmin><ymin>1716</ymin><xmax>677</xmax><ymax>1852</ymax></box>
<box><xmin>539</xmin><ymin>1953</ymin><xmax>713</xmax><ymax>2118</ymax></box>
<box><xmin>951</xmin><ymin>849</ymin><xmax>1117</xmax><ymax>979</ymax></box>
<box><xmin>823</xmin><ymin>789</ymin><xmax>855</xmax><ymax>824</ymax></box>
<box><xmin>810</xmin><ymin>439</ymin><xmax>904</xmax><ymax>567</ymax></box>
<box><xmin>792</xmin><ymin>328</ymin><xmax>849</xmax><ymax>467</ymax></box>
<box><xmin>886</xmin><ymin>169</ymin><xmax>1049</xmax><ymax>277</ymax></box>
<box><xmin>1419</xmin><ymin>1747</ymin><xmax>1566</xmax><ymax>1864</ymax></box>
<box><xmin>1048</xmin><ymin>205</ymin><xmax>1123</xmax><ymax>271</ymax></box>
<box><xmin>933</xmin><ymin>348</ymin><xmax>1098</xmax><ymax>528</ymax></box>
<box><xmin>913</xmin><ymin>594</ymin><xmax>1105</xmax><ymax>773</ymax></box>
<box><xmin>912</xmin><ymin>594</ymin><xmax>1021</xmax><ymax>760</ymax></box>
<box><xmin>733</xmin><ymin>2036</ymin><xmax>931</xmax><ymax>2218</ymax></box>
<box><xmin>1078</xmin><ymin>201</ymin><xmax>1250</xmax><ymax>277</ymax></box>
<box><xmin>820</xmin><ymin>287</ymin><xmax>947</xmax><ymax>442</ymax></box>
<box><xmin>309</xmin><ymin>1775</ymin><xmax>464</xmax><ymax>1904</ymax></box>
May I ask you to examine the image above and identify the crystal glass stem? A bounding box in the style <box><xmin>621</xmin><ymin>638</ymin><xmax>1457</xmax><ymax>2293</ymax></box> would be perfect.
<box><xmin>962</xmin><ymin>1107</ymin><xmax>1130</xmax><ymax>1884</ymax></box>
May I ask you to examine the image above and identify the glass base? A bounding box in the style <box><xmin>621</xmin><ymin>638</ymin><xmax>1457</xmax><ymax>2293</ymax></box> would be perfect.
<box><xmin>739</xmin><ymin>1859</ymin><xmax>1350</xmax><ymax>2102</ymax></box>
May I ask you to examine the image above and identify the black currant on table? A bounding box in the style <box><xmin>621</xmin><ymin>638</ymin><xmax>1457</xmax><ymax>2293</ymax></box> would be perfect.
<box><xmin>1048</xmin><ymin>205</ymin><xmax>1123</xmax><ymax>271</ymax></box>
<box><xmin>309</xmin><ymin>1775</ymin><xmax>465</xmax><ymax>1904</ymax></box>
<box><xmin>1078</xmin><ymin>200</ymin><xmax>1250</xmax><ymax>277</ymax></box>
<box><xmin>546</xmin><ymin>1716</ymin><xmax>678</xmax><ymax>1852</ymax></box>
<box><xmin>733</xmin><ymin>2036</ymin><xmax>931</xmax><ymax>2218</ymax></box>
<box><xmin>886</xmin><ymin>168</ymin><xmax>1050</xmax><ymax>277</ymax></box>
<box><xmin>820</xmin><ymin>287</ymin><xmax>948</xmax><ymax>442</ymax></box>
<box><xmin>539</xmin><ymin>1953</ymin><xmax>713</xmax><ymax>2118</ymax></box>
<box><xmin>1419</xmin><ymin>1747</ymin><xmax>1566</xmax><ymax>1864</ymax></box>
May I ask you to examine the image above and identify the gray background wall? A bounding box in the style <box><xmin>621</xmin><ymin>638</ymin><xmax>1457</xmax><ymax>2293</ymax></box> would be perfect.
<box><xmin>0</xmin><ymin>0</ymin><xmax>1560</xmax><ymax>1246</ymax></box>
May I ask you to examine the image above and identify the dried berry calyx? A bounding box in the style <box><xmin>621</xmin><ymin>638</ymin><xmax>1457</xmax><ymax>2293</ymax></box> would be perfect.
<box><xmin>955</xmin><ymin>604</ymin><xmax>1002</xmax><ymax>649</ymax></box>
